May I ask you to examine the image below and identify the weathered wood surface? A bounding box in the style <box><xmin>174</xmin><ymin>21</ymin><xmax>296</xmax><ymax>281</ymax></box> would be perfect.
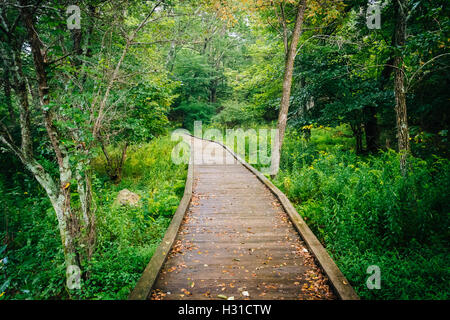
<box><xmin>149</xmin><ymin>136</ymin><xmax>342</xmax><ymax>300</ymax></box>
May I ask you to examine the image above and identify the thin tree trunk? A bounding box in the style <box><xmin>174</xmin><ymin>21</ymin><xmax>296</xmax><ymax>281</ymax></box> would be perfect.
<box><xmin>210</xmin><ymin>82</ymin><xmax>217</xmax><ymax>103</ymax></box>
<box><xmin>2</xmin><ymin>67</ymin><xmax>15</xmax><ymax>122</ymax></box>
<box><xmin>20</xmin><ymin>3</ymin><xmax>82</xmax><ymax>285</ymax></box>
<box><xmin>393</xmin><ymin>0</ymin><xmax>410</xmax><ymax>173</ymax></box>
<box><xmin>351</xmin><ymin>123</ymin><xmax>364</xmax><ymax>154</ymax></box>
<box><xmin>93</xmin><ymin>3</ymin><xmax>161</xmax><ymax>138</ymax></box>
<box><xmin>270</xmin><ymin>0</ymin><xmax>307</xmax><ymax>177</ymax></box>
<box><xmin>75</xmin><ymin>162</ymin><xmax>96</xmax><ymax>259</ymax></box>
<box><xmin>117</xmin><ymin>142</ymin><xmax>128</xmax><ymax>183</ymax></box>
<box><xmin>99</xmin><ymin>137</ymin><xmax>128</xmax><ymax>182</ymax></box>
<box><xmin>9</xmin><ymin>48</ymin><xmax>33</xmax><ymax>158</ymax></box>
<box><xmin>364</xmin><ymin>106</ymin><xmax>379</xmax><ymax>153</ymax></box>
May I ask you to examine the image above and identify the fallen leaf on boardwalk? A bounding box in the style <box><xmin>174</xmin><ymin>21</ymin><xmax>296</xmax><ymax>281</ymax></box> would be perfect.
<box><xmin>228</xmin><ymin>296</ymin><xmax>235</xmax><ymax>300</ymax></box>
<box><xmin>181</xmin><ymin>288</ymin><xmax>192</xmax><ymax>296</ymax></box>
<box><xmin>265</xmin><ymin>284</ymin><xmax>277</xmax><ymax>289</ymax></box>
<box><xmin>217</xmin><ymin>294</ymin><xmax>228</xmax><ymax>299</ymax></box>
<box><xmin>242</xmin><ymin>291</ymin><xmax>249</xmax><ymax>297</ymax></box>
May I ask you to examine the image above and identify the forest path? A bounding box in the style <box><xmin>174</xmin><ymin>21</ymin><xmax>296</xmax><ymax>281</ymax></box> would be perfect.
<box><xmin>150</xmin><ymin>135</ymin><xmax>335</xmax><ymax>300</ymax></box>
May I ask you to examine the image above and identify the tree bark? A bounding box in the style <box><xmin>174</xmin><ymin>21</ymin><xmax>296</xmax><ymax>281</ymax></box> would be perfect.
<box><xmin>351</xmin><ymin>123</ymin><xmax>364</xmax><ymax>154</ymax></box>
<box><xmin>364</xmin><ymin>106</ymin><xmax>379</xmax><ymax>152</ymax></box>
<box><xmin>8</xmin><ymin>47</ymin><xmax>33</xmax><ymax>159</ymax></box>
<box><xmin>75</xmin><ymin>162</ymin><xmax>96</xmax><ymax>259</ymax></box>
<box><xmin>2</xmin><ymin>67</ymin><xmax>15</xmax><ymax>122</ymax></box>
<box><xmin>20</xmin><ymin>3</ymin><xmax>82</xmax><ymax>285</ymax></box>
<box><xmin>393</xmin><ymin>0</ymin><xmax>410</xmax><ymax>173</ymax></box>
<box><xmin>270</xmin><ymin>0</ymin><xmax>307</xmax><ymax>177</ymax></box>
<box><xmin>117</xmin><ymin>142</ymin><xmax>128</xmax><ymax>183</ymax></box>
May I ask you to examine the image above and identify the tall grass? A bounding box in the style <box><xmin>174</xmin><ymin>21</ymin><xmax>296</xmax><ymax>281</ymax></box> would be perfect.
<box><xmin>275</xmin><ymin>127</ymin><xmax>450</xmax><ymax>299</ymax></box>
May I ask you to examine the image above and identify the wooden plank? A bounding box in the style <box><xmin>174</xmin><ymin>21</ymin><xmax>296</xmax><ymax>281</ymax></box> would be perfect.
<box><xmin>198</xmin><ymin>135</ymin><xmax>360</xmax><ymax>300</ymax></box>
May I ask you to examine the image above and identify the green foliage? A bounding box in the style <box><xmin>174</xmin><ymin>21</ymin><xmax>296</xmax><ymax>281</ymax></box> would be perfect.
<box><xmin>1</xmin><ymin>136</ymin><xmax>187</xmax><ymax>299</ymax></box>
<box><xmin>212</xmin><ymin>101</ymin><xmax>254</xmax><ymax>127</ymax></box>
<box><xmin>225</xmin><ymin>37</ymin><xmax>283</xmax><ymax>122</ymax></box>
<box><xmin>114</xmin><ymin>81</ymin><xmax>177</xmax><ymax>144</ymax></box>
<box><xmin>172</xmin><ymin>100</ymin><xmax>217</xmax><ymax>131</ymax></box>
<box><xmin>0</xmin><ymin>185</ymin><xmax>66</xmax><ymax>299</ymax></box>
<box><xmin>274</xmin><ymin>128</ymin><xmax>450</xmax><ymax>299</ymax></box>
<box><xmin>172</xmin><ymin>49</ymin><xmax>215</xmax><ymax>102</ymax></box>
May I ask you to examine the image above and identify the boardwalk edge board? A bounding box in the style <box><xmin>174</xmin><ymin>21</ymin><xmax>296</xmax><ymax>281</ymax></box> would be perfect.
<box><xmin>128</xmin><ymin>137</ymin><xmax>194</xmax><ymax>300</ymax></box>
<box><xmin>197</xmin><ymin>135</ymin><xmax>359</xmax><ymax>301</ymax></box>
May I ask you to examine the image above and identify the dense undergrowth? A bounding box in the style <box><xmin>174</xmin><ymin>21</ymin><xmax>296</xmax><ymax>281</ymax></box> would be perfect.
<box><xmin>273</xmin><ymin>126</ymin><xmax>450</xmax><ymax>299</ymax></box>
<box><xmin>0</xmin><ymin>136</ymin><xmax>187</xmax><ymax>300</ymax></box>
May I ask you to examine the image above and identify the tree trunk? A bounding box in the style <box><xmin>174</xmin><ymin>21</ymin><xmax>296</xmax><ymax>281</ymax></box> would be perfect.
<box><xmin>210</xmin><ymin>82</ymin><xmax>217</xmax><ymax>103</ymax></box>
<box><xmin>25</xmin><ymin>158</ymin><xmax>81</xmax><ymax>288</ymax></box>
<box><xmin>364</xmin><ymin>106</ymin><xmax>379</xmax><ymax>152</ymax></box>
<box><xmin>100</xmin><ymin>138</ymin><xmax>128</xmax><ymax>183</ymax></box>
<box><xmin>20</xmin><ymin>3</ymin><xmax>83</xmax><ymax>286</ymax></box>
<box><xmin>351</xmin><ymin>123</ymin><xmax>364</xmax><ymax>154</ymax></box>
<box><xmin>8</xmin><ymin>48</ymin><xmax>33</xmax><ymax>158</ymax></box>
<box><xmin>117</xmin><ymin>142</ymin><xmax>128</xmax><ymax>183</ymax></box>
<box><xmin>270</xmin><ymin>0</ymin><xmax>307</xmax><ymax>177</ymax></box>
<box><xmin>75</xmin><ymin>162</ymin><xmax>96</xmax><ymax>259</ymax></box>
<box><xmin>393</xmin><ymin>0</ymin><xmax>410</xmax><ymax>173</ymax></box>
<box><xmin>2</xmin><ymin>67</ymin><xmax>15</xmax><ymax>122</ymax></box>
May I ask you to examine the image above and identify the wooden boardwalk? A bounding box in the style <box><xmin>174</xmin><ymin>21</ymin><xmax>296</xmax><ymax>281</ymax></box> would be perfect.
<box><xmin>149</xmin><ymin>136</ymin><xmax>336</xmax><ymax>300</ymax></box>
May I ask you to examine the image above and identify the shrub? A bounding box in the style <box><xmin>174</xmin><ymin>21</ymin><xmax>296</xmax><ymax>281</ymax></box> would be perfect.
<box><xmin>212</xmin><ymin>101</ymin><xmax>253</xmax><ymax>127</ymax></box>
<box><xmin>171</xmin><ymin>100</ymin><xmax>217</xmax><ymax>130</ymax></box>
